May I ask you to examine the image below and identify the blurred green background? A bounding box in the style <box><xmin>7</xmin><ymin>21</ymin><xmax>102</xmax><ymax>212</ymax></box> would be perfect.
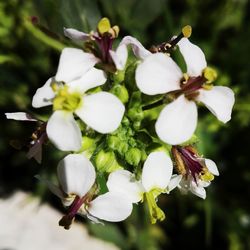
<box><xmin>1</xmin><ymin>0</ymin><xmax>250</xmax><ymax>249</ymax></box>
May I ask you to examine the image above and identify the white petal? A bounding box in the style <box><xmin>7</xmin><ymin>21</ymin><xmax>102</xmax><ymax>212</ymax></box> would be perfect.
<box><xmin>178</xmin><ymin>38</ymin><xmax>207</xmax><ymax>77</ymax></box>
<box><xmin>178</xmin><ymin>177</ymin><xmax>190</xmax><ymax>194</ymax></box>
<box><xmin>55</xmin><ymin>48</ymin><xmax>99</xmax><ymax>83</ymax></box>
<box><xmin>75</xmin><ymin>92</ymin><xmax>125</xmax><ymax>133</ymax></box>
<box><xmin>120</xmin><ymin>36</ymin><xmax>151</xmax><ymax>60</ymax></box>
<box><xmin>64</xmin><ymin>28</ymin><xmax>90</xmax><ymax>41</ymax></box>
<box><xmin>190</xmin><ymin>181</ymin><xmax>206</xmax><ymax>199</ymax></box>
<box><xmin>197</xmin><ymin>86</ymin><xmax>235</xmax><ymax>123</ymax></box>
<box><xmin>141</xmin><ymin>152</ymin><xmax>173</xmax><ymax>192</ymax></box>
<box><xmin>32</xmin><ymin>78</ymin><xmax>54</xmax><ymax>108</ymax></box>
<box><xmin>205</xmin><ymin>158</ymin><xmax>219</xmax><ymax>176</ymax></box>
<box><xmin>46</xmin><ymin>110</ymin><xmax>82</xmax><ymax>151</ymax></box>
<box><xmin>109</xmin><ymin>43</ymin><xmax>128</xmax><ymax>70</ymax></box>
<box><xmin>167</xmin><ymin>174</ymin><xmax>183</xmax><ymax>193</ymax></box>
<box><xmin>5</xmin><ymin>112</ymin><xmax>37</xmax><ymax>121</ymax></box>
<box><xmin>155</xmin><ymin>95</ymin><xmax>198</xmax><ymax>145</ymax></box>
<box><xmin>198</xmin><ymin>180</ymin><xmax>211</xmax><ymax>188</ymax></box>
<box><xmin>67</xmin><ymin>68</ymin><xmax>107</xmax><ymax>93</ymax></box>
<box><xmin>136</xmin><ymin>53</ymin><xmax>182</xmax><ymax>95</ymax></box>
<box><xmin>107</xmin><ymin>170</ymin><xmax>144</xmax><ymax>203</ymax></box>
<box><xmin>88</xmin><ymin>192</ymin><xmax>133</xmax><ymax>222</ymax></box>
<box><xmin>57</xmin><ymin>154</ymin><xmax>96</xmax><ymax>197</ymax></box>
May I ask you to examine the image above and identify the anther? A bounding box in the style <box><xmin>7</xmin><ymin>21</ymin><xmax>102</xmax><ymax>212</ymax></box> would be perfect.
<box><xmin>97</xmin><ymin>17</ymin><xmax>111</xmax><ymax>35</ymax></box>
<box><xmin>182</xmin><ymin>25</ymin><xmax>192</xmax><ymax>38</ymax></box>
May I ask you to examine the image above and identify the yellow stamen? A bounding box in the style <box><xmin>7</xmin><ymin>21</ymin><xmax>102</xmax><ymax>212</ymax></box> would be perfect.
<box><xmin>51</xmin><ymin>82</ymin><xmax>59</xmax><ymax>92</ymax></box>
<box><xmin>109</xmin><ymin>25</ymin><xmax>119</xmax><ymax>38</ymax></box>
<box><xmin>172</xmin><ymin>147</ymin><xmax>187</xmax><ymax>175</ymax></box>
<box><xmin>200</xmin><ymin>168</ymin><xmax>214</xmax><ymax>182</ymax></box>
<box><xmin>182</xmin><ymin>73</ymin><xmax>189</xmax><ymax>84</ymax></box>
<box><xmin>97</xmin><ymin>17</ymin><xmax>111</xmax><ymax>35</ymax></box>
<box><xmin>203</xmin><ymin>67</ymin><xmax>217</xmax><ymax>83</ymax></box>
<box><xmin>182</xmin><ymin>25</ymin><xmax>192</xmax><ymax>38</ymax></box>
<box><xmin>53</xmin><ymin>85</ymin><xmax>82</xmax><ymax>112</ymax></box>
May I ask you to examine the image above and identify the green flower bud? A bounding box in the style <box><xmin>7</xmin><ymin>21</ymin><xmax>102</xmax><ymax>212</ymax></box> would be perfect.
<box><xmin>128</xmin><ymin>107</ymin><xmax>144</xmax><ymax>122</ymax></box>
<box><xmin>107</xmin><ymin>135</ymin><xmax>129</xmax><ymax>156</ymax></box>
<box><xmin>107</xmin><ymin>135</ymin><xmax>120</xmax><ymax>150</ymax></box>
<box><xmin>110</xmin><ymin>84</ymin><xmax>129</xmax><ymax>104</ymax></box>
<box><xmin>125</xmin><ymin>148</ymin><xmax>141</xmax><ymax>166</ymax></box>
<box><xmin>117</xmin><ymin>141</ymin><xmax>129</xmax><ymax>156</ymax></box>
<box><xmin>81</xmin><ymin>136</ymin><xmax>95</xmax><ymax>151</ymax></box>
<box><xmin>95</xmin><ymin>150</ymin><xmax>122</xmax><ymax>173</ymax></box>
<box><xmin>133</xmin><ymin>121</ymin><xmax>141</xmax><ymax>130</ymax></box>
<box><xmin>113</xmin><ymin>70</ymin><xmax>125</xmax><ymax>83</ymax></box>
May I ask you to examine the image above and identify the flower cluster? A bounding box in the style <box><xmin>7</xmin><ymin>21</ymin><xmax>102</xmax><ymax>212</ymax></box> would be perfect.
<box><xmin>6</xmin><ymin>18</ymin><xmax>235</xmax><ymax>227</ymax></box>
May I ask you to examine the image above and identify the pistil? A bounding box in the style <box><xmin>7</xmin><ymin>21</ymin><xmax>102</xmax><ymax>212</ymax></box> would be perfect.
<box><xmin>150</xmin><ymin>25</ymin><xmax>192</xmax><ymax>54</ymax></box>
<box><xmin>172</xmin><ymin>146</ymin><xmax>210</xmax><ymax>183</ymax></box>
<box><xmin>59</xmin><ymin>194</ymin><xmax>89</xmax><ymax>230</ymax></box>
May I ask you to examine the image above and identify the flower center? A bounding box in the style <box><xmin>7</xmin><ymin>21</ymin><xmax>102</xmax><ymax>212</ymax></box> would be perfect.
<box><xmin>172</xmin><ymin>146</ymin><xmax>214</xmax><ymax>183</ymax></box>
<box><xmin>59</xmin><ymin>194</ymin><xmax>88</xmax><ymax>230</ymax></box>
<box><xmin>52</xmin><ymin>84</ymin><xmax>82</xmax><ymax>112</ymax></box>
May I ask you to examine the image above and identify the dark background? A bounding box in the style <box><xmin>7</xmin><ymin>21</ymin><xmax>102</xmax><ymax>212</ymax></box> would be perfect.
<box><xmin>1</xmin><ymin>0</ymin><xmax>250</xmax><ymax>249</ymax></box>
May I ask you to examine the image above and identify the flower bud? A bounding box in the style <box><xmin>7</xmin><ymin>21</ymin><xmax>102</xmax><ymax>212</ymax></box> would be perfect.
<box><xmin>125</xmin><ymin>148</ymin><xmax>141</xmax><ymax>166</ymax></box>
<box><xmin>113</xmin><ymin>70</ymin><xmax>125</xmax><ymax>82</ymax></box>
<box><xmin>95</xmin><ymin>150</ymin><xmax>122</xmax><ymax>173</ymax></box>
<box><xmin>81</xmin><ymin>136</ymin><xmax>95</xmax><ymax>151</ymax></box>
<box><xmin>107</xmin><ymin>135</ymin><xmax>120</xmax><ymax>150</ymax></box>
<box><xmin>110</xmin><ymin>84</ymin><xmax>129</xmax><ymax>104</ymax></box>
<box><xmin>128</xmin><ymin>107</ymin><xmax>144</xmax><ymax>122</ymax></box>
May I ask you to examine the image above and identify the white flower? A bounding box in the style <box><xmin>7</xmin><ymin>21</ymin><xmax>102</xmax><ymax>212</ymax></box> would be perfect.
<box><xmin>64</xmin><ymin>28</ymin><xmax>128</xmax><ymax>71</ymax></box>
<box><xmin>135</xmin><ymin>38</ymin><xmax>235</xmax><ymax>145</ymax></box>
<box><xmin>171</xmin><ymin>146</ymin><xmax>219</xmax><ymax>199</ymax></box>
<box><xmin>107</xmin><ymin>151</ymin><xmax>178</xmax><ymax>223</ymax></box>
<box><xmin>32</xmin><ymin>48</ymin><xmax>125</xmax><ymax>151</ymax></box>
<box><xmin>37</xmin><ymin>154</ymin><xmax>132</xmax><ymax>228</ymax></box>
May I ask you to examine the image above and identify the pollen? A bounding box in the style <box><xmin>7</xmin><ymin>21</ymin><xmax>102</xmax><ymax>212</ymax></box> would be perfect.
<box><xmin>203</xmin><ymin>67</ymin><xmax>217</xmax><ymax>83</ymax></box>
<box><xmin>171</xmin><ymin>147</ymin><xmax>187</xmax><ymax>175</ymax></box>
<box><xmin>97</xmin><ymin>17</ymin><xmax>111</xmax><ymax>35</ymax></box>
<box><xmin>182</xmin><ymin>25</ymin><xmax>192</xmax><ymax>38</ymax></box>
<box><xmin>109</xmin><ymin>25</ymin><xmax>120</xmax><ymax>38</ymax></box>
<box><xmin>200</xmin><ymin>168</ymin><xmax>214</xmax><ymax>182</ymax></box>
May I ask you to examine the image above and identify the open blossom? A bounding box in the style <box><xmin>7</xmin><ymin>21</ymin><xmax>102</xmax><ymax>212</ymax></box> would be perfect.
<box><xmin>107</xmin><ymin>151</ymin><xmax>179</xmax><ymax>223</ymax></box>
<box><xmin>32</xmin><ymin>47</ymin><xmax>125</xmax><ymax>151</ymax></box>
<box><xmin>64</xmin><ymin>17</ymin><xmax>128</xmax><ymax>71</ymax></box>
<box><xmin>135</xmin><ymin>37</ymin><xmax>235</xmax><ymax>145</ymax></box>
<box><xmin>171</xmin><ymin>146</ymin><xmax>219</xmax><ymax>199</ymax></box>
<box><xmin>38</xmin><ymin>153</ymin><xmax>133</xmax><ymax>229</ymax></box>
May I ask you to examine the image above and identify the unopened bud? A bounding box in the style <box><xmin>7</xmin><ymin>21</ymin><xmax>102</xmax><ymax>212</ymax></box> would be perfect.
<box><xmin>113</xmin><ymin>70</ymin><xmax>125</xmax><ymax>82</ymax></box>
<box><xmin>81</xmin><ymin>136</ymin><xmax>95</xmax><ymax>151</ymax></box>
<box><xmin>125</xmin><ymin>148</ymin><xmax>141</xmax><ymax>166</ymax></box>
<box><xmin>107</xmin><ymin>135</ymin><xmax>120</xmax><ymax>150</ymax></box>
<box><xmin>110</xmin><ymin>84</ymin><xmax>129</xmax><ymax>104</ymax></box>
<box><xmin>128</xmin><ymin>108</ymin><xmax>144</xmax><ymax>122</ymax></box>
<box><xmin>95</xmin><ymin>150</ymin><xmax>121</xmax><ymax>173</ymax></box>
